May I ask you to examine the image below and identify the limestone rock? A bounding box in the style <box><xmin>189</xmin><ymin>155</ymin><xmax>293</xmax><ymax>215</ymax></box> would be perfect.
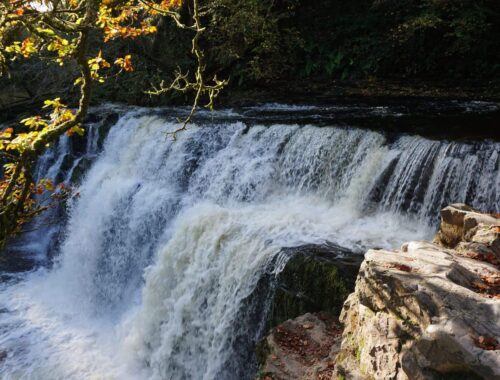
<box><xmin>335</xmin><ymin>241</ymin><xmax>500</xmax><ymax>380</ymax></box>
<box><xmin>470</xmin><ymin>224</ymin><xmax>500</xmax><ymax>258</ymax></box>
<box><xmin>437</xmin><ymin>203</ymin><xmax>477</xmax><ymax>246</ymax></box>
<box><xmin>257</xmin><ymin>205</ymin><xmax>500</xmax><ymax>380</ymax></box>
<box><xmin>437</xmin><ymin>203</ymin><xmax>499</xmax><ymax>248</ymax></box>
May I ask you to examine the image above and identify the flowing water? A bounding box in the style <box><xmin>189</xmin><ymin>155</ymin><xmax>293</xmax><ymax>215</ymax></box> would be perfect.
<box><xmin>0</xmin><ymin>104</ymin><xmax>498</xmax><ymax>379</ymax></box>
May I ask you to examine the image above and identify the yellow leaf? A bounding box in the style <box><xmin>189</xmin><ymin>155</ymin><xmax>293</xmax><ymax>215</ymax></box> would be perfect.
<box><xmin>45</xmin><ymin>180</ymin><xmax>54</xmax><ymax>191</ymax></box>
<box><xmin>114</xmin><ymin>55</ymin><xmax>134</xmax><ymax>72</ymax></box>
<box><xmin>0</xmin><ymin>127</ymin><xmax>13</xmax><ymax>139</ymax></box>
<box><xmin>73</xmin><ymin>126</ymin><xmax>85</xmax><ymax>136</ymax></box>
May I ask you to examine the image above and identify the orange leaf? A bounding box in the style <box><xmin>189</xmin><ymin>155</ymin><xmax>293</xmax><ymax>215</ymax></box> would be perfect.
<box><xmin>115</xmin><ymin>55</ymin><xmax>134</xmax><ymax>72</ymax></box>
<box><xmin>473</xmin><ymin>335</ymin><xmax>500</xmax><ymax>351</ymax></box>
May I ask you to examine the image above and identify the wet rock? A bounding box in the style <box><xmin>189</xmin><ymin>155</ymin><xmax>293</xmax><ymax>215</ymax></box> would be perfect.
<box><xmin>69</xmin><ymin>157</ymin><xmax>93</xmax><ymax>185</ymax></box>
<box><xmin>256</xmin><ymin>244</ymin><xmax>362</xmax><ymax>379</ymax></box>
<box><xmin>267</xmin><ymin>243</ymin><xmax>363</xmax><ymax>328</ymax></box>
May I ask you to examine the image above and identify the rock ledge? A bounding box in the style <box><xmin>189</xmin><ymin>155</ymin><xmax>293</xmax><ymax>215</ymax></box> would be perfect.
<box><xmin>258</xmin><ymin>205</ymin><xmax>500</xmax><ymax>380</ymax></box>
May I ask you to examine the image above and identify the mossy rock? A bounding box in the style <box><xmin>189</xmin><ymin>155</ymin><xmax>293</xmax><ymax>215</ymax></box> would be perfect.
<box><xmin>267</xmin><ymin>243</ymin><xmax>363</xmax><ymax>328</ymax></box>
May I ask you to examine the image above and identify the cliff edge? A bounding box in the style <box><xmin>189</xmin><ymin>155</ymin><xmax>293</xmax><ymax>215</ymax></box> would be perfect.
<box><xmin>258</xmin><ymin>204</ymin><xmax>500</xmax><ymax>380</ymax></box>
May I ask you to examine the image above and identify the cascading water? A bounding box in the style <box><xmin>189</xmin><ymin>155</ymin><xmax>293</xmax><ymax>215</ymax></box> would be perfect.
<box><xmin>0</xmin><ymin>104</ymin><xmax>498</xmax><ymax>380</ymax></box>
<box><xmin>3</xmin><ymin>113</ymin><xmax>110</xmax><ymax>268</ymax></box>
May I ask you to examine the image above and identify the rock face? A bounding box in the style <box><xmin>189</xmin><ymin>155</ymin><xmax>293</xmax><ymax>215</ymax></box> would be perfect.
<box><xmin>268</xmin><ymin>243</ymin><xmax>362</xmax><ymax>328</ymax></box>
<box><xmin>256</xmin><ymin>243</ymin><xmax>362</xmax><ymax>380</ymax></box>
<box><xmin>257</xmin><ymin>205</ymin><xmax>500</xmax><ymax>380</ymax></box>
<box><xmin>336</xmin><ymin>206</ymin><xmax>500</xmax><ymax>380</ymax></box>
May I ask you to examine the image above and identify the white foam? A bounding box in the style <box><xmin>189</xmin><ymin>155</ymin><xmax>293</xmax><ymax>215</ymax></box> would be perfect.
<box><xmin>0</xmin><ymin>109</ymin><xmax>497</xmax><ymax>379</ymax></box>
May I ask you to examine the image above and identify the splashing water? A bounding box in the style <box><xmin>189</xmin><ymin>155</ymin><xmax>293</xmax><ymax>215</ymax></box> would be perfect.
<box><xmin>0</xmin><ymin>105</ymin><xmax>498</xmax><ymax>379</ymax></box>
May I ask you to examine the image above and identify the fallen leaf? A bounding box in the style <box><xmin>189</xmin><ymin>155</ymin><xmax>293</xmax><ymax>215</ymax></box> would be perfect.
<box><xmin>473</xmin><ymin>335</ymin><xmax>500</xmax><ymax>350</ymax></box>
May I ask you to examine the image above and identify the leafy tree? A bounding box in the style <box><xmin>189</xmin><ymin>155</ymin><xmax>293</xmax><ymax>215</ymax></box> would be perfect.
<box><xmin>0</xmin><ymin>0</ymin><xmax>226</xmax><ymax>248</ymax></box>
<box><xmin>203</xmin><ymin>0</ymin><xmax>302</xmax><ymax>84</ymax></box>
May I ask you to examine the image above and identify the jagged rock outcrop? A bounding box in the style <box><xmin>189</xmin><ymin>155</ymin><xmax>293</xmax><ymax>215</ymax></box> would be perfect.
<box><xmin>436</xmin><ymin>203</ymin><xmax>500</xmax><ymax>263</ymax></box>
<box><xmin>336</xmin><ymin>205</ymin><xmax>500</xmax><ymax>380</ymax></box>
<box><xmin>257</xmin><ymin>205</ymin><xmax>500</xmax><ymax>380</ymax></box>
<box><xmin>256</xmin><ymin>243</ymin><xmax>362</xmax><ymax>380</ymax></box>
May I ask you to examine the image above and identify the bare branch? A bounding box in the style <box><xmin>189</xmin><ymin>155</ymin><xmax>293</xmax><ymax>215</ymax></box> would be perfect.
<box><xmin>145</xmin><ymin>0</ymin><xmax>228</xmax><ymax>139</ymax></box>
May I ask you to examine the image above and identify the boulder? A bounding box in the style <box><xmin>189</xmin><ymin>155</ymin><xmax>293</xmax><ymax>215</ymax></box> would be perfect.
<box><xmin>437</xmin><ymin>203</ymin><xmax>498</xmax><ymax>248</ymax></box>
<box><xmin>257</xmin><ymin>205</ymin><xmax>500</xmax><ymax>380</ymax></box>
<box><xmin>335</xmin><ymin>241</ymin><xmax>500</xmax><ymax>380</ymax></box>
<box><xmin>470</xmin><ymin>225</ymin><xmax>500</xmax><ymax>258</ymax></box>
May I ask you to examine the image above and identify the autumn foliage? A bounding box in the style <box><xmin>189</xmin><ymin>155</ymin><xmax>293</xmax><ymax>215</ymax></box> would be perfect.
<box><xmin>0</xmin><ymin>0</ymin><xmax>222</xmax><ymax>248</ymax></box>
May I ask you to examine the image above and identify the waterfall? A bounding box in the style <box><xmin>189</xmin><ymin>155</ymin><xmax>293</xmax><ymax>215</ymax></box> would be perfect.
<box><xmin>3</xmin><ymin>113</ymin><xmax>108</xmax><ymax>269</ymax></box>
<box><xmin>0</xmin><ymin>105</ymin><xmax>498</xmax><ymax>380</ymax></box>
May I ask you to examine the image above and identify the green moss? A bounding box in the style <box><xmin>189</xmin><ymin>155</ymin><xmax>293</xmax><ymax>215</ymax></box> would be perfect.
<box><xmin>356</xmin><ymin>337</ymin><xmax>365</xmax><ymax>364</ymax></box>
<box><xmin>336</xmin><ymin>351</ymin><xmax>345</xmax><ymax>365</ymax></box>
<box><xmin>267</xmin><ymin>250</ymin><xmax>359</xmax><ymax>327</ymax></box>
<box><xmin>355</xmin><ymin>347</ymin><xmax>361</xmax><ymax>364</ymax></box>
<box><xmin>403</xmin><ymin>317</ymin><xmax>419</xmax><ymax>328</ymax></box>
